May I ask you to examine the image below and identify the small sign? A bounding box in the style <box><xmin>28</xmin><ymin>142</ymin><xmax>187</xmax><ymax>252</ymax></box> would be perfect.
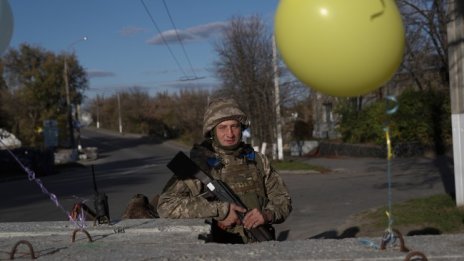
<box><xmin>43</xmin><ymin>120</ymin><xmax>58</xmax><ymax>148</ymax></box>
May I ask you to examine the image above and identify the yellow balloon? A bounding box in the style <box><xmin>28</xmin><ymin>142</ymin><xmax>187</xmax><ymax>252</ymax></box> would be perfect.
<box><xmin>275</xmin><ymin>0</ymin><xmax>405</xmax><ymax>97</ymax></box>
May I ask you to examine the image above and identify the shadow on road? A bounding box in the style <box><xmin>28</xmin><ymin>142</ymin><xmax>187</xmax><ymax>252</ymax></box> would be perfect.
<box><xmin>308</xmin><ymin>226</ymin><xmax>360</xmax><ymax>239</ymax></box>
<box><xmin>433</xmin><ymin>155</ymin><xmax>456</xmax><ymax>200</ymax></box>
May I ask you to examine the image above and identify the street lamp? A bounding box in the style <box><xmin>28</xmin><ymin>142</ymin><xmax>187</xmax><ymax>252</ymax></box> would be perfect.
<box><xmin>64</xmin><ymin>36</ymin><xmax>87</xmax><ymax>151</ymax></box>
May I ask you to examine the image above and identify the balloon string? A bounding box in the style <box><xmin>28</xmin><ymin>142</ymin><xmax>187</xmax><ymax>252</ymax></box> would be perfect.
<box><xmin>384</xmin><ymin>95</ymin><xmax>398</xmax><ymax>234</ymax></box>
<box><xmin>0</xmin><ymin>140</ymin><xmax>86</xmax><ymax>229</ymax></box>
<box><xmin>385</xmin><ymin>129</ymin><xmax>393</xmax><ymax>160</ymax></box>
<box><xmin>384</xmin><ymin>127</ymin><xmax>393</xmax><ymax>233</ymax></box>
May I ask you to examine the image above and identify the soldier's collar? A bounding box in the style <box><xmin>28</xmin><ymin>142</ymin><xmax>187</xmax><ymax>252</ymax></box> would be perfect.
<box><xmin>206</xmin><ymin>144</ymin><xmax>256</xmax><ymax>170</ymax></box>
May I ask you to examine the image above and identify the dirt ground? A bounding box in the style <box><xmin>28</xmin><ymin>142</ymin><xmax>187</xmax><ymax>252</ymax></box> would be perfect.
<box><xmin>337</xmin><ymin>208</ymin><xmax>464</xmax><ymax>239</ymax></box>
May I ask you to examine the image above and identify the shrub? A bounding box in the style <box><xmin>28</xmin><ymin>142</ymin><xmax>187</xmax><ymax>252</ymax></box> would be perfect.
<box><xmin>335</xmin><ymin>89</ymin><xmax>451</xmax><ymax>154</ymax></box>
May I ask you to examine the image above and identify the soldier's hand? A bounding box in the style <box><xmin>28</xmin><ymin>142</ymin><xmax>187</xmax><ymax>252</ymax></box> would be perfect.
<box><xmin>218</xmin><ymin>203</ymin><xmax>246</xmax><ymax>229</ymax></box>
<box><xmin>243</xmin><ymin>208</ymin><xmax>265</xmax><ymax>229</ymax></box>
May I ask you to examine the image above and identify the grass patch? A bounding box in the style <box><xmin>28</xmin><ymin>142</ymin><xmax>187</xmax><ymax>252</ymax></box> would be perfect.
<box><xmin>272</xmin><ymin>159</ymin><xmax>329</xmax><ymax>172</ymax></box>
<box><xmin>351</xmin><ymin>194</ymin><xmax>464</xmax><ymax>236</ymax></box>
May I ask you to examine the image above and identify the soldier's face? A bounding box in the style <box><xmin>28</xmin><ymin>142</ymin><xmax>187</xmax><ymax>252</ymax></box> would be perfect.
<box><xmin>215</xmin><ymin>120</ymin><xmax>241</xmax><ymax>147</ymax></box>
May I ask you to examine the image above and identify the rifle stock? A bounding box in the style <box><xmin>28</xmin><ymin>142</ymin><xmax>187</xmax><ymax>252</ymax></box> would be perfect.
<box><xmin>167</xmin><ymin>151</ymin><xmax>274</xmax><ymax>242</ymax></box>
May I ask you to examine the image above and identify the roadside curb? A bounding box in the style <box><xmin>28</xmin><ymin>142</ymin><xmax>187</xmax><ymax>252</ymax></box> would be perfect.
<box><xmin>279</xmin><ymin>170</ymin><xmax>321</xmax><ymax>175</ymax></box>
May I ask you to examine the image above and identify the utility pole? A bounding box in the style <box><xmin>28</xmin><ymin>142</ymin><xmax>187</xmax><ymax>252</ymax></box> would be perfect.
<box><xmin>447</xmin><ymin>0</ymin><xmax>464</xmax><ymax>206</ymax></box>
<box><xmin>63</xmin><ymin>36</ymin><xmax>87</xmax><ymax>149</ymax></box>
<box><xmin>117</xmin><ymin>92</ymin><xmax>123</xmax><ymax>134</ymax></box>
<box><xmin>272</xmin><ymin>35</ymin><xmax>284</xmax><ymax>160</ymax></box>
<box><xmin>96</xmin><ymin>95</ymin><xmax>101</xmax><ymax>129</ymax></box>
<box><xmin>63</xmin><ymin>59</ymin><xmax>75</xmax><ymax>149</ymax></box>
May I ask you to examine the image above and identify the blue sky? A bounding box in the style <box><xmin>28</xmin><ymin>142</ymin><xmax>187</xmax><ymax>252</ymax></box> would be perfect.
<box><xmin>7</xmin><ymin>0</ymin><xmax>280</xmax><ymax>99</ymax></box>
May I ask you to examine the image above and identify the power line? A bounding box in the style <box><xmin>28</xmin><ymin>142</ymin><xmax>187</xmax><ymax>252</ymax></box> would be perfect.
<box><xmin>161</xmin><ymin>0</ymin><xmax>198</xmax><ymax>79</ymax></box>
<box><xmin>140</xmin><ymin>0</ymin><xmax>188</xmax><ymax>77</ymax></box>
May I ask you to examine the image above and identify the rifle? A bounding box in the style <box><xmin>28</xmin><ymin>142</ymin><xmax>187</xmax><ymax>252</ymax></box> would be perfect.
<box><xmin>69</xmin><ymin>165</ymin><xmax>110</xmax><ymax>224</ymax></box>
<box><xmin>166</xmin><ymin>151</ymin><xmax>274</xmax><ymax>242</ymax></box>
<box><xmin>91</xmin><ymin>165</ymin><xmax>110</xmax><ymax>224</ymax></box>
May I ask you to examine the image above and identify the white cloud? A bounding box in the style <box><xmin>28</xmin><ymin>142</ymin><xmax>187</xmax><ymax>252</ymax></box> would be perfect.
<box><xmin>146</xmin><ymin>21</ymin><xmax>227</xmax><ymax>45</ymax></box>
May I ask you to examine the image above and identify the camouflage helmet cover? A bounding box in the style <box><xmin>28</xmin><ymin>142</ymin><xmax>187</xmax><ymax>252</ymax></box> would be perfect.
<box><xmin>203</xmin><ymin>98</ymin><xmax>247</xmax><ymax>137</ymax></box>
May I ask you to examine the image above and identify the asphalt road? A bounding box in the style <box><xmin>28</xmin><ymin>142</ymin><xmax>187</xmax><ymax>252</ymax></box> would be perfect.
<box><xmin>0</xmin><ymin>127</ymin><xmax>453</xmax><ymax>241</ymax></box>
<box><xmin>0</xmin><ymin>128</ymin><xmax>185</xmax><ymax>223</ymax></box>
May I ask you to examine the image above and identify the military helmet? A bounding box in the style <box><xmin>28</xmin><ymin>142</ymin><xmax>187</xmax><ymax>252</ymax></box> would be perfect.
<box><xmin>203</xmin><ymin>98</ymin><xmax>248</xmax><ymax>137</ymax></box>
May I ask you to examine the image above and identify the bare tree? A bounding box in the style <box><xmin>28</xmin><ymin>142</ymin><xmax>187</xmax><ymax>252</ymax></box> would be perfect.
<box><xmin>213</xmin><ymin>15</ymin><xmax>275</xmax><ymax>146</ymax></box>
<box><xmin>171</xmin><ymin>89</ymin><xmax>210</xmax><ymax>143</ymax></box>
<box><xmin>397</xmin><ymin>0</ymin><xmax>449</xmax><ymax>90</ymax></box>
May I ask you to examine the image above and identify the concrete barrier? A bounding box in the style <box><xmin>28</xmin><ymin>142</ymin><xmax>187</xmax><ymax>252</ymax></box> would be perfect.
<box><xmin>0</xmin><ymin>220</ymin><xmax>462</xmax><ymax>260</ymax></box>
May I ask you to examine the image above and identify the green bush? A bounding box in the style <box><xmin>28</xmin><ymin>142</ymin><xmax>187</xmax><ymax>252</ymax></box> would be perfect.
<box><xmin>393</xmin><ymin>89</ymin><xmax>451</xmax><ymax>154</ymax></box>
<box><xmin>335</xmin><ymin>89</ymin><xmax>451</xmax><ymax>154</ymax></box>
<box><xmin>336</xmin><ymin>98</ymin><xmax>388</xmax><ymax>145</ymax></box>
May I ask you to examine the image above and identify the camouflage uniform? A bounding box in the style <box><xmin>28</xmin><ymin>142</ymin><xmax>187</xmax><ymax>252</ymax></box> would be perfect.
<box><xmin>157</xmin><ymin>98</ymin><xmax>292</xmax><ymax>243</ymax></box>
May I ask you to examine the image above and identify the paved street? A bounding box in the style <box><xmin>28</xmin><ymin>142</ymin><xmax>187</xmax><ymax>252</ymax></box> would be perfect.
<box><xmin>0</xmin><ymin>127</ymin><xmax>455</xmax><ymax>242</ymax></box>
<box><xmin>0</xmin><ymin>128</ymin><xmax>184</xmax><ymax>222</ymax></box>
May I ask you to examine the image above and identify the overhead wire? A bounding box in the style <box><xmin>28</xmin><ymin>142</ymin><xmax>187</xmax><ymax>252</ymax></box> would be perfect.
<box><xmin>140</xmin><ymin>0</ymin><xmax>188</xmax><ymax>78</ymax></box>
<box><xmin>161</xmin><ymin>0</ymin><xmax>199</xmax><ymax>79</ymax></box>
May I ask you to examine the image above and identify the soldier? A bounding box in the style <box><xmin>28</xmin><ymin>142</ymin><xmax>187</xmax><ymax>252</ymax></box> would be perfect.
<box><xmin>157</xmin><ymin>97</ymin><xmax>292</xmax><ymax>243</ymax></box>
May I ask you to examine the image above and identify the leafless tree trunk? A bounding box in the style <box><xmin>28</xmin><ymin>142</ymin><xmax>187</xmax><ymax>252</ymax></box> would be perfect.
<box><xmin>398</xmin><ymin>0</ymin><xmax>450</xmax><ymax>90</ymax></box>
<box><xmin>213</xmin><ymin>15</ymin><xmax>276</xmax><ymax>146</ymax></box>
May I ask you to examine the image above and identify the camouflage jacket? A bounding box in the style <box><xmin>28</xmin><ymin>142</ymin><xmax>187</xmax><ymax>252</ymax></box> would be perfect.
<box><xmin>157</xmin><ymin>141</ymin><xmax>292</xmax><ymax>225</ymax></box>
